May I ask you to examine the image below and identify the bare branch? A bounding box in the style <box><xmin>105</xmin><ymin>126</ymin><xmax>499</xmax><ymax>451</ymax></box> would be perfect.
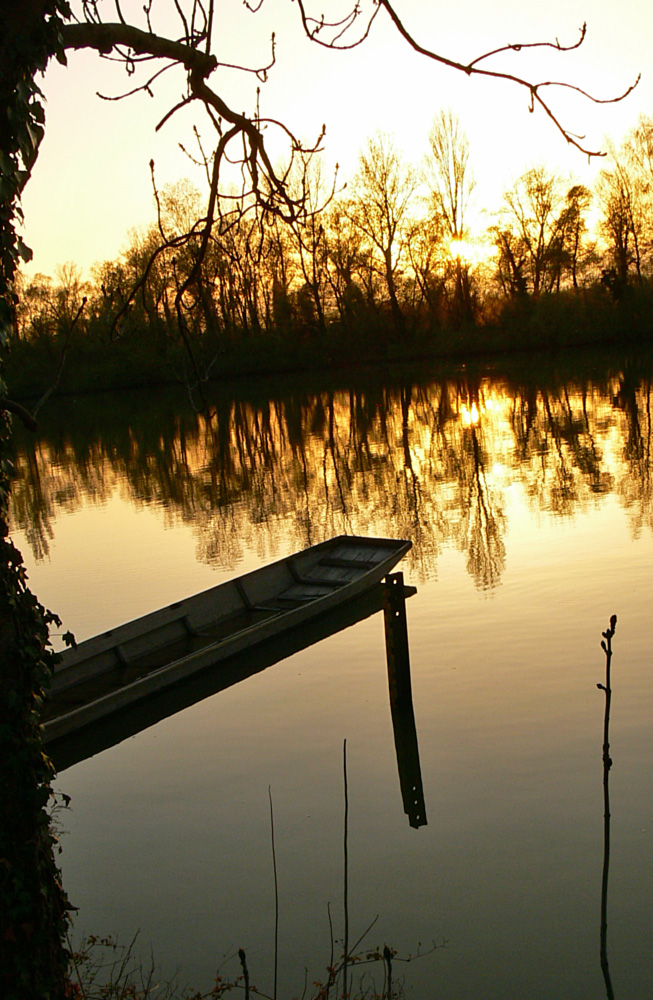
<box><xmin>466</xmin><ymin>22</ymin><xmax>589</xmax><ymax>70</ymax></box>
<box><xmin>217</xmin><ymin>32</ymin><xmax>277</xmax><ymax>83</ymax></box>
<box><xmin>32</xmin><ymin>296</ymin><xmax>88</xmax><ymax>419</ymax></box>
<box><xmin>375</xmin><ymin>1</ymin><xmax>639</xmax><ymax>157</ymax></box>
<box><xmin>295</xmin><ymin>1</ymin><xmax>637</xmax><ymax>158</ymax></box>
<box><xmin>61</xmin><ymin>22</ymin><xmax>217</xmax><ymax>77</ymax></box>
<box><xmin>155</xmin><ymin>92</ymin><xmax>194</xmax><ymax>131</ymax></box>
<box><xmin>0</xmin><ymin>397</ymin><xmax>38</xmax><ymax>431</ymax></box>
<box><xmin>96</xmin><ymin>62</ymin><xmax>175</xmax><ymax>103</ymax></box>
<box><xmin>295</xmin><ymin>0</ymin><xmax>382</xmax><ymax>50</ymax></box>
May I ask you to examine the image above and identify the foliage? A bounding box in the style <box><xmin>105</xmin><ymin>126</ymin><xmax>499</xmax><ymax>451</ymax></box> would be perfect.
<box><xmin>0</xmin><ymin>1</ymin><xmax>70</xmax><ymax>344</ymax></box>
<box><xmin>0</xmin><ymin>5</ymin><xmax>76</xmax><ymax>998</ymax></box>
<box><xmin>0</xmin><ymin>405</ymin><xmax>73</xmax><ymax>999</ymax></box>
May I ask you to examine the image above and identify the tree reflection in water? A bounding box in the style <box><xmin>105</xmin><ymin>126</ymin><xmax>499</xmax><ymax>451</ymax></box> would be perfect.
<box><xmin>9</xmin><ymin>355</ymin><xmax>653</xmax><ymax>592</ymax></box>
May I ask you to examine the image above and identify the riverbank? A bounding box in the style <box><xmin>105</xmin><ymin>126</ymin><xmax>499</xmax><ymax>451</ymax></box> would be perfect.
<box><xmin>6</xmin><ymin>283</ymin><xmax>653</xmax><ymax>399</ymax></box>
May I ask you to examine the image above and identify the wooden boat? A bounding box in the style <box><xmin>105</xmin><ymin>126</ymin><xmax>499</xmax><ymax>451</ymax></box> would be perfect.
<box><xmin>46</xmin><ymin>576</ymin><xmax>417</xmax><ymax>772</ymax></box>
<box><xmin>43</xmin><ymin>535</ymin><xmax>411</xmax><ymax>745</ymax></box>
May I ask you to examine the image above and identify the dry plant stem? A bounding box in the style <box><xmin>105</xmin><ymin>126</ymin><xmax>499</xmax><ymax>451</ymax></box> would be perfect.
<box><xmin>1</xmin><ymin>294</ymin><xmax>88</xmax><ymax>428</ymax></box>
<box><xmin>324</xmin><ymin>903</ymin><xmax>336</xmax><ymax>1000</ymax></box>
<box><xmin>65</xmin><ymin>928</ymin><xmax>87</xmax><ymax>1000</ymax></box>
<box><xmin>238</xmin><ymin>948</ymin><xmax>250</xmax><ymax>1000</ymax></box>
<box><xmin>598</xmin><ymin>614</ymin><xmax>617</xmax><ymax>1000</ymax></box>
<box><xmin>269</xmin><ymin>785</ymin><xmax>279</xmax><ymax>1000</ymax></box>
<box><xmin>343</xmin><ymin>738</ymin><xmax>349</xmax><ymax>1000</ymax></box>
<box><xmin>383</xmin><ymin>945</ymin><xmax>393</xmax><ymax>1000</ymax></box>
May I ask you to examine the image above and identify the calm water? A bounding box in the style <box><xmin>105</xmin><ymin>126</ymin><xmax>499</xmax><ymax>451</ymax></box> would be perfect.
<box><xmin>9</xmin><ymin>351</ymin><xmax>653</xmax><ymax>998</ymax></box>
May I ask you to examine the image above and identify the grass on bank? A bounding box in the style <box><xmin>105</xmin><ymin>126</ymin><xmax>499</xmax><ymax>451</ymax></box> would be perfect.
<box><xmin>65</xmin><ymin>932</ymin><xmax>434</xmax><ymax>1000</ymax></box>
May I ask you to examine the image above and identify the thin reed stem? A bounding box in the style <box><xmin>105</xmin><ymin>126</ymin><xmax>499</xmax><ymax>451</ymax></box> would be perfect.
<box><xmin>269</xmin><ymin>785</ymin><xmax>279</xmax><ymax>1000</ymax></box>
<box><xmin>597</xmin><ymin>614</ymin><xmax>617</xmax><ymax>1000</ymax></box>
<box><xmin>383</xmin><ymin>945</ymin><xmax>393</xmax><ymax>1000</ymax></box>
<box><xmin>238</xmin><ymin>948</ymin><xmax>250</xmax><ymax>1000</ymax></box>
<box><xmin>343</xmin><ymin>738</ymin><xmax>349</xmax><ymax>999</ymax></box>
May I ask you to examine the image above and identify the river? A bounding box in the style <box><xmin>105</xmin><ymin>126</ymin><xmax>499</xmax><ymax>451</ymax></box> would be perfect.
<box><xmin>9</xmin><ymin>348</ymin><xmax>653</xmax><ymax>998</ymax></box>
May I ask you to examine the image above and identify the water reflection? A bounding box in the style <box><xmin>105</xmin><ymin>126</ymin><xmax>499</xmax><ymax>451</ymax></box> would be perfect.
<box><xmin>383</xmin><ymin>572</ymin><xmax>427</xmax><ymax>829</ymax></box>
<box><xmin>9</xmin><ymin>353</ymin><xmax>653</xmax><ymax>588</ymax></box>
<box><xmin>47</xmin><ymin>578</ymin><xmax>426</xmax><ymax>840</ymax></box>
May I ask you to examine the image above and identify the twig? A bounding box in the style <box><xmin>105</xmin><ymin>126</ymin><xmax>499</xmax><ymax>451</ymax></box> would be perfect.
<box><xmin>597</xmin><ymin>613</ymin><xmax>617</xmax><ymax>1000</ymax></box>
<box><xmin>32</xmin><ymin>296</ymin><xmax>87</xmax><ymax>418</ymax></box>
<box><xmin>343</xmin><ymin>738</ymin><xmax>349</xmax><ymax>1000</ymax></box>
<box><xmin>383</xmin><ymin>944</ymin><xmax>393</xmax><ymax>1000</ymax></box>
<box><xmin>0</xmin><ymin>396</ymin><xmax>37</xmax><ymax>430</ymax></box>
<box><xmin>65</xmin><ymin>928</ymin><xmax>88</xmax><ymax>1000</ymax></box>
<box><xmin>269</xmin><ymin>785</ymin><xmax>279</xmax><ymax>1000</ymax></box>
<box><xmin>238</xmin><ymin>947</ymin><xmax>250</xmax><ymax>1000</ymax></box>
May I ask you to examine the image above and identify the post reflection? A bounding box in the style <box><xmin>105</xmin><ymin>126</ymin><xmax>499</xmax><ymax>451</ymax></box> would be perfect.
<box><xmin>383</xmin><ymin>572</ymin><xmax>427</xmax><ymax>829</ymax></box>
<box><xmin>47</xmin><ymin>574</ymin><xmax>423</xmax><ymax>834</ymax></box>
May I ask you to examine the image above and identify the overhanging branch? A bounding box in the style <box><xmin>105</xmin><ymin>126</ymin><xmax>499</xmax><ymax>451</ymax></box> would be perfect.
<box><xmin>61</xmin><ymin>21</ymin><xmax>217</xmax><ymax>77</ymax></box>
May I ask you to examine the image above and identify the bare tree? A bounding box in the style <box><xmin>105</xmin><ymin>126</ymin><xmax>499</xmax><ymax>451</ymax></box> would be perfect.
<box><xmin>323</xmin><ymin>201</ymin><xmax>369</xmax><ymax>335</ymax></box>
<box><xmin>425</xmin><ymin>110</ymin><xmax>476</xmax><ymax>321</ymax></box>
<box><xmin>347</xmin><ymin>133</ymin><xmax>416</xmax><ymax>336</ymax></box>
<box><xmin>596</xmin><ymin>127</ymin><xmax>652</xmax><ymax>290</ymax></box>
<box><xmin>492</xmin><ymin>166</ymin><xmax>592</xmax><ymax>297</ymax></box>
<box><xmin>286</xmin><ymin>158</ymin><xmax>335</xmax><ymax>337</ymax></box>
<box><xmin>426</xmin><ymin>110</ymin><xmax>475</xmax><ymax>242</ymax></box>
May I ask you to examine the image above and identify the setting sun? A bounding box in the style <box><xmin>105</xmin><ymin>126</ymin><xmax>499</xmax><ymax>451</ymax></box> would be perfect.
<box><xmin>449</xmin><ymin>237</ymin><xmax>494</xmax><ymax>266</ymax></box>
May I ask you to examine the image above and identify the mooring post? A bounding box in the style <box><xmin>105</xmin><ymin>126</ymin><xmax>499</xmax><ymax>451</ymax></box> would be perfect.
<box><xmin>383</xmin><ymin>571</ymin><xmax>412</xmax><ymax>708</ymax></box>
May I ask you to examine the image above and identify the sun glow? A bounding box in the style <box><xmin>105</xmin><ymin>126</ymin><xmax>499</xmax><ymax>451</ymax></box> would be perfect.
<box><xmin>449</xmin><ymin>237</ymin><xmax>493</xmax><ymax>265</ymax></box>
<box><xmin>460</xmin><ymin>401</ymin><xmax>481</xmax><ymax>427</ymax></box>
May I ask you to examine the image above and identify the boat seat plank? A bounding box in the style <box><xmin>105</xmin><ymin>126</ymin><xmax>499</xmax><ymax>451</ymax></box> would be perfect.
<box><xmin>294</xmin><ymin>575</ymin><xmax>345</xmax><ymax>588</ymax></box>
<box><xmin>268</xmin><ymin>593</ymin><xmax>322</xmax><ymax>605</ymax></box>
<box><xmin>319</xmin><ymin>556</ymin><xmax>379</xmax><ymax>570</ymax></box>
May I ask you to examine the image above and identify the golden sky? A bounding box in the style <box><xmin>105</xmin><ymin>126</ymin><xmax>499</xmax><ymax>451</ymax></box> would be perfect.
<box><xmin>20</xmin><ymin>0</ymin><xmax>653</xmax><ymax>278</ymax></box>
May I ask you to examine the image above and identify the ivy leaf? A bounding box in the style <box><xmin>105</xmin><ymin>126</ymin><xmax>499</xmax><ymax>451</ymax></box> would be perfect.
<box><xmin>29</xmin><ymin>100</ymin><xmax>46</xmax><ymax>125</ymax></box>
<box><xmin>0</xmin><ymin>150</ymin><xmax>14</xmax><ymax>174</ymax></box>
<box><xmin>16</xmin><ymin>239</ymin><xmax>33</xmax><ymax>263</ymax></box>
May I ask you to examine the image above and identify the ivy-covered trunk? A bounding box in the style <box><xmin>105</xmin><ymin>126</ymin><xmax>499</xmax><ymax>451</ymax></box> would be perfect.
<box><xmin>1</xmin><ymin>3</ymin><xmax>74</xmax><ymax>997</ymax></box>
<box><xmin>0</xmin><ymin>428</ymin><xmax>71</xmax><ymax>997</ymax></box>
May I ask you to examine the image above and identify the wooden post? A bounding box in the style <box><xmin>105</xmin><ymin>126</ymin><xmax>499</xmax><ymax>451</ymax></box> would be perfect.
<box><xmin>383</xmin><ymin>572</ymin><xmax>412</xmax><ymax>708</ymax></box>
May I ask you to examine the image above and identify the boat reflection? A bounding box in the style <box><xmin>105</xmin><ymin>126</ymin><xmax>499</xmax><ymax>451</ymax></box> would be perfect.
<box><xmin>48</xmin><ymin>579</ymin><xmax>427</xmax><ymax>831</ymax></box>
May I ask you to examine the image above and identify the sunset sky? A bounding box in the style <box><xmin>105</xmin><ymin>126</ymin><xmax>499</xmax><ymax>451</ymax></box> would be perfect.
<box><xmin>20</xmin><ymin>0</ymin><xmax>653</xmax><ymax>279</ymax></box>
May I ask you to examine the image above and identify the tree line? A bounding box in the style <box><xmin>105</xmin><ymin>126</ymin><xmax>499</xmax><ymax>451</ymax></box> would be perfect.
<box><xmin>10</xmin><ymin>110</ymin><xmax>653</xmax><ymax>391</ymax></box>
